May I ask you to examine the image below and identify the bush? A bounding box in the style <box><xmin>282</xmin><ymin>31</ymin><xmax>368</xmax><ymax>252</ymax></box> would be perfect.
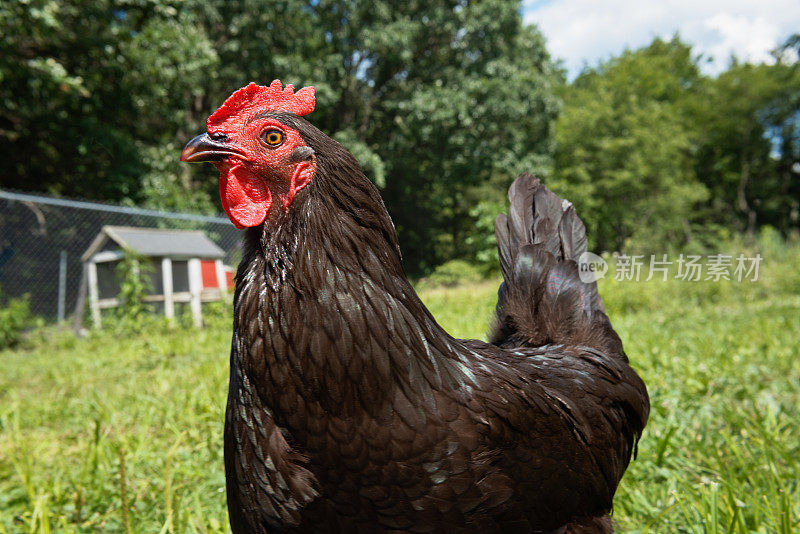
<box><xmin>113</xmin><ymin>248</ymin><xmax>153</xmax><ymax>331</ymax></box>
<box><xmin>599</xmin><ymin>230</ymin><xmax>800</xmax><ymax>318</ymax></box>
<box><xmin>0</xmin><ymin>289</ymin><xmax>35</xmax><ymax>350</ymax></box>
<box><xmin>419</xmin><ymin>260</ymin><xmax>486</xmax><ymax>288</ymax></box>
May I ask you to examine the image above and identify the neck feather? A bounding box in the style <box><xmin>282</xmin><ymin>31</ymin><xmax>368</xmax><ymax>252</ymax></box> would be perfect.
<box><xmin>231</xmin><ymin>157</ymin><xmax>475</xmax><ymax>422</ymax></box>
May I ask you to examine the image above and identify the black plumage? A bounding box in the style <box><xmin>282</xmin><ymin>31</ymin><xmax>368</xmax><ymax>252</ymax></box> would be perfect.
<box><xmin>188</xmin><ymin>110</ymin><xmax>649</xmax><ymax>533</ymax></box>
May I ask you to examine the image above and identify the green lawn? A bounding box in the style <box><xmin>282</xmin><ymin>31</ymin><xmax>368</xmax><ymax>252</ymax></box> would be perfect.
<box><xmin>2</xmin><ymin>245</ymin><xmax>799</xmax><ymax>533</ymax></box>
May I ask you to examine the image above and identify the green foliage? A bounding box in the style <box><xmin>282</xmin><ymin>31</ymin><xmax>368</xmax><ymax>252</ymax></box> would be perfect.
<box><xmin>333</xmin><ymin>130</ymin><xmax>386</xmax><ymax>188</ymax></box>
<box><xmin>417</xmin><ymin>259</ymin><xmax>486</xmax><ymax>288</ymax></box>
<box><xmin>2</xmin><ymin>3</ymin><xmax>798</xmax><ymax>275</ymax></box>
<box><xmin>0</xmin><ymin>0</ymin><xmax>560</xmax><ymax>275</ymax></box>
<box><xmin>551</xmin><ymin>36</ymin><xmax>800</xmax><ymax>255</ymax></box>
<box><xmin>464</xmin><ymin>195</ymin><xmax>505</xmax><ymax>269</ymax></box>
<box><xmin>283</xmin><ymin>0</ymin><xmax>560</xmax><ymax>272</ymax></box>
<box><xmin>690</xmin><ymin>60</ymin><xmax>800</xmax><ymax>236</ymax></box>
<box><xmin>0</xmin><ymin>0</ymin><xmax>220</xmax><ymax>203</ymax></box>
<box><xmin>2</xmin><ymin>242</ymin><xmax>799</xmax><ymax>531</ymax></box>
<box><xmin>598</xmin><ymin>232</ymin><xmax>800</xmax><ymax>319</ymax></box>
<box><xmin>127</xmin><ymin>142</ymin><xmax>219</xmax><ymax>215</ymax></box>
<box><xmin>114</xmin><ymin>249</ymin><xmax>152</xmax><ymax>328</ymax></box>
<box><xmin>551</xmin><ymin>37</ymin><xmax>709</xmax><ymax>253</ymax></box>
<box><xmin>0</xmin><ymin>288</ymin><xmax>35</xmax><ymax>350</ymax></box>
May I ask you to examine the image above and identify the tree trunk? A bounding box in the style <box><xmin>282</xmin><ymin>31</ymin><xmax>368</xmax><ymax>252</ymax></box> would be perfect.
<box><xmin>737</xmin><ymin>122</ymin><xmax>757</xmax><ymax>236</ymax></box>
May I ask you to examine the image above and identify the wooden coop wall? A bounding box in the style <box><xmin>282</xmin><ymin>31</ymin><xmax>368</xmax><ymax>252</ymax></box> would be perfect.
<box><xmin>86</xmin><ymin>254</ymin><xmax>228</xmax><ymax>328</ymax></box>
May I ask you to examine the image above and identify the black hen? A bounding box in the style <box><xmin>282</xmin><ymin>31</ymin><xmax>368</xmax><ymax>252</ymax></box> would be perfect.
<box><xmin>181</xmin><ymin>81</ymin><xmax>649</xmax><ymax>534</ymax></box>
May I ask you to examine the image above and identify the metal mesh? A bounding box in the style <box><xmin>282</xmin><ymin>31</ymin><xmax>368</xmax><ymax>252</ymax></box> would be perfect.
<box><xmin>0</xmin><ymin>190</ymin><xmax>241</xmax><ymax>321</ymax></box>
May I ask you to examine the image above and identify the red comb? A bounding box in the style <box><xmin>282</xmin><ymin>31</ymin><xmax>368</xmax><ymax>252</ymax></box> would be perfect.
<box><xmin>207</xmin><ymin>80</ymin><xmax>315</xmax><ymax>132</ymax></box>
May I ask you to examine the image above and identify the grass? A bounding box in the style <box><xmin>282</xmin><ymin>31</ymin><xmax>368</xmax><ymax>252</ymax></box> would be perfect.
<box><xmin>1</xmin><ymin>241</ymin><xmax>799</xmax><ymax>532</ymax></box>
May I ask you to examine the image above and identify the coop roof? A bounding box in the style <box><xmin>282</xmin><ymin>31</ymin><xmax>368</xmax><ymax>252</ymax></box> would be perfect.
<box><xmin>82</xmin><ymin>226</ymin><xmax>225</xmax><ymax>262</ymax></box>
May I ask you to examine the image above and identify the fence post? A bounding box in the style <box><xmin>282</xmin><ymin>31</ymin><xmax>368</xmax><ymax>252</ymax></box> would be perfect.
<box><xmin>57</xmin><ymin>250</ymin><xmax>67</xmax><ymax>322</ymax></box>
<box><xmin>162</xmin><ymin>257</ymin><xmax>174</xmax><ymax>319</ymax></box>
<box><xmin>215</xmin><ymin>259</ymin><xmax>227</xmax><ymax>296</ymax></box>
<box><xmin>88</xmin><ymin>260</ymin><xmax>101</xmax><ymax>328</ymax></box>
<box><xmin>188</xmin><ymin>258</ymin><xmax>202</xmax><ymax>327</ymax></box>
<box><xmin>72</xmin><ymin>262</ymin><xmax>88</xmax><ymax>335</ymax></box>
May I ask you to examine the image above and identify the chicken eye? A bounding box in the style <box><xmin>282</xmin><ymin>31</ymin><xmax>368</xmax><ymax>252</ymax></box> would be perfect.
<box><xmin>262</xmin><ymin>129</ymin><xmax>284</xmax><ymax>147</ymax></box>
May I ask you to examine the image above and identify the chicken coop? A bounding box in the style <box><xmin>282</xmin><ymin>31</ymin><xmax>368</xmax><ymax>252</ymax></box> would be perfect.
<box><xmin>77</xmin><ymin>226</ymin><xmax>234</xmax><ymax>328</ymax></box>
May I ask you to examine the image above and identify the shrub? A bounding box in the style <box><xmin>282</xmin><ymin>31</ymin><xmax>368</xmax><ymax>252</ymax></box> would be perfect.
<box><xmin>420</xmin><ymin>260</ymin><xmax>486</xmax><ymax>288</ymax></box>
<box><xmin>0</xmin><ymin>288</ymin><xmax>34</xmax><ymax>350</ymax></box>
<box><xmin>111</xmin><ymin>248</ymin><xmax>155</xmax><ymax>333</ymax></box>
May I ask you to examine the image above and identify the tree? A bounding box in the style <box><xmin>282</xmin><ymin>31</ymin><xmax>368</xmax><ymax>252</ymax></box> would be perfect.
<box><xmin>1</xmin><ymin>0</ymin><xmax>559</xmax><ymax>274</ymax></box>
<box><xmin>691</xmin><ymin>58</ymin><xmax>800</xmax><ymax>236</ymax></box>
<box><xmin>324</xmin><ymin>1</ymin><xmax>560</xmax><ymax>271</ymax></box>
<box><xmin>550</xmin><ymin>37</ymin><xmax>708</xmax><ymax>252</ymax></box>
<box><xmin>0</xmin><ymin>0</ymin><xmax>219</xmax><ymax>211</ymax></box>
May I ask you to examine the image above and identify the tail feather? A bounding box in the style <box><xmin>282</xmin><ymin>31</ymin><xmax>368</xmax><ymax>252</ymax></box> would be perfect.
<box><xmin>558</xmin><ymin>206</ymin><xmax>589</xmax><ymax>266</ymax></box>
<box><xmin>491</xmin><ymin>174</ymin><xmax>620</xmax><ymax>356</ymax></box>
<box><xmin>507</xmin><ymin>176</ymin><xmax>536</xmax><ymax>248</ymax></box>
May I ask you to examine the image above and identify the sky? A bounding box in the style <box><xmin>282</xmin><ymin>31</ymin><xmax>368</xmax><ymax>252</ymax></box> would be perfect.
<box><xmin>523</xmin><ymin>0</ymin><xmax>800</xmax><ymax>78</ymax></box>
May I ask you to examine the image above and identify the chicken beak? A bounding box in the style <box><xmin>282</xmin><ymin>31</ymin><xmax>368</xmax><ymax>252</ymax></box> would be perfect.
<box><xmin>180</xmin><ymin>132</ymin><xmax>240</xmax><ymax>163</ymax></box>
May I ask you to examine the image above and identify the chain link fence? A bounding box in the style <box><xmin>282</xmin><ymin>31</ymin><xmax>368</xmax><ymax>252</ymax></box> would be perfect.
<box><xmin>0</xmin><ymin>190</ymin><xmax>240</xmax><ymax>322</ymax></box>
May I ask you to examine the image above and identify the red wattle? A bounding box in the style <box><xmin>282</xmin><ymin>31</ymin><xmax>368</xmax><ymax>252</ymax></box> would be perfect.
<box><xmin>219</xmin><ymin>164</ymin><xmax>272</xmax><ymax>228</ymax></box>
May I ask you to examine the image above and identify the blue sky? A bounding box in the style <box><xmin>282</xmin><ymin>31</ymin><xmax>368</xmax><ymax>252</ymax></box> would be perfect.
<box><xmin>523</xmin><ymin>0</ymin><xmax>800</xmax><ymax>77</ymax></box>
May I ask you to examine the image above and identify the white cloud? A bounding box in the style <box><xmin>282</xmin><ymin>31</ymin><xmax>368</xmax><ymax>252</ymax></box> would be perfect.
<box><xmin>702</xmin><ymin>14</ymin><xmax>780</xmax><ymax>70</ymax></box>
<box><xmin>523</xmin><ymin>0</ymin><xmax>800</xmax><ymax>77</ymax></box>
